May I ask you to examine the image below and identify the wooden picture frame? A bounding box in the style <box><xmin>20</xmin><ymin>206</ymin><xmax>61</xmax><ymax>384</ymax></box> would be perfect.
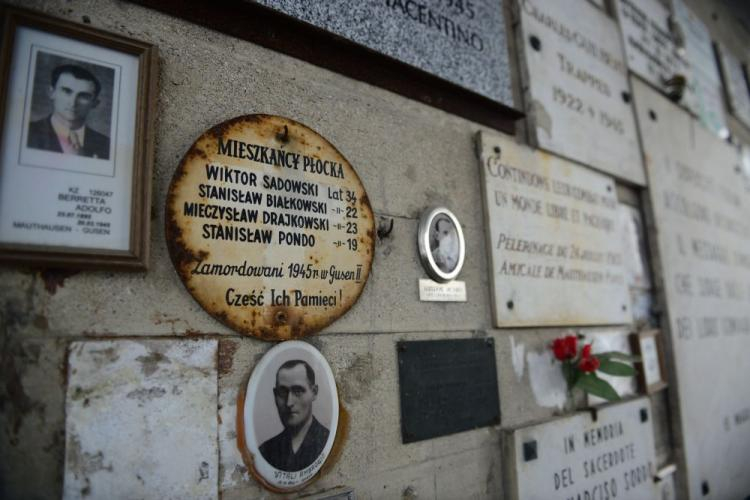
<box><xmin>630</xmin><ymin>329</ymin><xmax>668</xmax><ymax>394</ymax></box>
<box><xmin>0</xmin><ymin>7</ymin><xmax>157</xmax><ymax>269</ymax></box>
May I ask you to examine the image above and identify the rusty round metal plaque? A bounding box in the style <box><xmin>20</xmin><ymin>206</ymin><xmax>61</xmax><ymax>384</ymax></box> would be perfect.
<box><xmin>166</xmin><ymin>115</ymin><xmax>374</xmax><ymax>340</ymax></box>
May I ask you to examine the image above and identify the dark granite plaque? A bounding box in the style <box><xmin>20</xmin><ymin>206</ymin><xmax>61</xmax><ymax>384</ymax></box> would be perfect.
<box><xmin>251</xmin><ymin>0</ymin><xmax>513</xmax><ymax>107</ymax></box>
<box><xmin>397</xmin><ymin>338</ymin><xmax>500</xmax><ymax>443</ymax></box>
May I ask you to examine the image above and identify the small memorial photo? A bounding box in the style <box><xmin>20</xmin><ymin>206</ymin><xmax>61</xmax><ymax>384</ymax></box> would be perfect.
<box><xmin>0</xmin><ymin>7</ymin><xmax>157</xmax><ymax>269</ymax></box>
<box><xmin>418</xmin><ymin>207</ymin><xmax>465</xmax><ymax>282</ymax></box>
<box><xmin>241</xmin><ymin>341</ymin><xmax>339</xmax><ymax>491</ymax></box>
<box><xmin>630</xmin><ymin>329</ymin><xmax>667</xmax><ymax>394</ymax></box>
<box><xmin>25</xmin><ymin>50</ymin><xmax>115</xmax><ymax>170</ymax></box>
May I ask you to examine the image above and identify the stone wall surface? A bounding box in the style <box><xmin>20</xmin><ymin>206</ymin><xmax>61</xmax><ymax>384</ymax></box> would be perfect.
<box><xmin>0</xmin><ymin>0</ymin><xmax>748</xmax><ymax>499</ymax></box>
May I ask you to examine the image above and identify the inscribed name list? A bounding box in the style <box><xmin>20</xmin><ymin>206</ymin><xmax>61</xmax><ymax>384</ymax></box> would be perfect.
<box><xmin>633</xmin><ymin>79</ymin><xmax>750</xmax><ymax>499</ymax></box>
<box><xmin>516</xmin><ymin>0</ymin><xmax>644</xmax><ymax>185</ymax></box>
<box><xmin>478</xmin><ymin>132</ymin><xmax>630</xmax><ymax>327</ymax></box>
<box><xmin>252</xmin><ymin>0</ymin><xmax>513</xmax><ymax>107</ymax></box>
<box><xmin>165</xmin><ymin>115</ymin><xmax>374</xmax><ymax>340</ymax></box>
<box><xmin>504</xmin><ymin>398</ymin><xmax>658</xmax><ymax>500</ymax></box>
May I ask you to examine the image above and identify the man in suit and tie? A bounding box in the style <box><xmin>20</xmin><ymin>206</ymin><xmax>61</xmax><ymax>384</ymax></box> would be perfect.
<box><xmin>259</xmin><ymin>360</ymin><xmax>330</xmax><ymax>472</ymax></box>
<box><xmin>27</xmin><ymin>64</ymin><xmax>110</xmax><ymax>160</ymax></box>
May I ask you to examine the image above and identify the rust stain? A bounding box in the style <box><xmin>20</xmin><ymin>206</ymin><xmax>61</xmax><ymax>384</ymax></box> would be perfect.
<box><xmin>40</xmin><ymin>268</ymin><xmax>79</xmax><ymax>294</ymax></box>
<box><xmin>165</xmin><ymin>114</ymin><xmax>374</xmax><ymax>340</ymax></box>
<box><xmin>217</xmin><ymin>339</ymin><xmax>239</xmax><ymax>376</ymax></box>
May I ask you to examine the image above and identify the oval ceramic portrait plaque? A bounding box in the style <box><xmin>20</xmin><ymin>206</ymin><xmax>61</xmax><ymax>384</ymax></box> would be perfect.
<box><xmin>166</xmin><ymin>115</ymin><xmax>374</xmax><ymax>339</ymax></box>
<box><xmin>239</xmin><ymin>341</ymin><xmax>339</xmax><ymax>492</ymax></box>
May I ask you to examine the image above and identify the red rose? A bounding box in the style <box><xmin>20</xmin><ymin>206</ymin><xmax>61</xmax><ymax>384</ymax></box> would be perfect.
<box><xmin>578</xmin><ymin>344</ymin><xmax>600</xmax><ymax>373</ymax></box>
<box><xmin>581</xmin><ymin>344</ymin><xmax>592</xmax><ymax>358</ymax></box>
<box><xmin>552</xmin><ymin>335</ymin><xmax>577</xmax><ymax>360</ymax></box>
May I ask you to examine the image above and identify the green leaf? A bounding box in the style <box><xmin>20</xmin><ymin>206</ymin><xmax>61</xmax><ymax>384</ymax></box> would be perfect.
<box><xmin>596</xmin><ymin>351</ymin><xmax>641</xmax><ymax>363</ymax></box>
<box><xmin>598</xmin><ymin>358</ymin><xmax>636</xmax><ymax>377</ymax></box>
<box><xmin>575</xmin><ymin>373</ymin><xmax>620</xmax><ymax>401</ymax></box>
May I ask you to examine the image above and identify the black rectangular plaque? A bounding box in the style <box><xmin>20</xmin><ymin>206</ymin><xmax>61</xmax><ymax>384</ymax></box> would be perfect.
<box><xmin>397</xmin><ymin>338</ymin><xmax>500</xmax><ymax>443</ymax></box>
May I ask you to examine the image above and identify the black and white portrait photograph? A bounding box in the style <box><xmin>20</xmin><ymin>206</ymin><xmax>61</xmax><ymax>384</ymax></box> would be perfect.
<box><xmin>0</xmin><ymin>9</ymin><xmax>157</xmax><ymax>269</ymax></box>
<box><xmin>26</xmin><ymin>50</ymin><xmax>115</xmax><ymax>163</ymax></box>
<box><xmin>242</xmin><ymin>341</ymin><xmax>338</xmax><ymax>491</ymax></box>
<box><xmin>418</xmin><ymin>207</ymin><xmax>465</xmax><ymax>282</ymax></box>
<box><xmin>430</xmin><ymin>213</ymin><xmax>460</xmax><ymax>273</ymax></box>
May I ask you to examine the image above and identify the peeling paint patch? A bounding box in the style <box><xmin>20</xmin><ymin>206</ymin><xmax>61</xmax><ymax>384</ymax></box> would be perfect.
<box><xmin>509</xmin><ymin>336</ymin><xmax>525</xmax><ymax>381</ymax></box>
<box><xmin>526</xmin><ymin>349</ymin><xmax>566</xmax><ymax>409</ymax></box>
<box><xmin>217</xmin><ymin>340</ymin><xmax>239</xmax><ymax>377</ymax></box>
<box><xmin>40</xmin><ymin>269</ymin><xmax>79</xmax><ymax>294</ymax></box>
<box><xmin>531</xmin><ymin>99</ymin><xmax>552</xmax><ymax>138</ymax></box>
<box><xmin>64</xmin><ymin>340</ymin><xmax>218</xmax><ymax>499</ymax></box>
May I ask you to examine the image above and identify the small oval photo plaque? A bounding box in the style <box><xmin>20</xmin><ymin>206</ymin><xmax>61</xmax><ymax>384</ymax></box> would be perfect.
<box><xmin>166</xmin><ymin>115</ymin><xmax>374</xmax><ymax>339</ymax></box>
<box><xmin>417</xmin><ymin>207</ymin><xmax>465</xmax><ymax>283</ymax></box>
<box><xmin>239</xmin><ymin>341</ymin><xmax>339</xmax><ymax>492</ymax></box>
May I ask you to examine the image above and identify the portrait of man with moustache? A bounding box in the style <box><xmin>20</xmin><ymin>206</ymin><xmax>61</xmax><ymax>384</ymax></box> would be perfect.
<box><xmin>259</xmin><ymin>359</ymin><xmax>330</xmax><ymax>472</ymax></box>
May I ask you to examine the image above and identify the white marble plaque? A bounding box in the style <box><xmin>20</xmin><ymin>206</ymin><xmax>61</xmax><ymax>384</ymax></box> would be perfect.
<box><xmin>670</xmin><ymin>0</ymin><xmax>728</xmax><ymax>138</ymax></box>
<box><xmin>478</xmin><ymin>132</ymin><xmax>631</xmax><ymax>327</ymax></box>
<box><xmin>517</xmin><ymin>0</ymin><xmax>645</xmax><ymax>185</ymax></box>
<box><xmin>418</xmin><ymin>279</ymin><xmax>467</xmax><ymax>302</ymax></box>
<box><xmin>633</xmin><ymin>78</ymin><xmax>750</xmax><ymax>499</ymax></box>
<box><xmin>716</xmin><ymin>43</ymin><xmax>750</xmax><ymax>129</ymax></box>
<box><xmin>640</xmin><ymin>335</ymin><xmax>662</xmax><ymax>387</ymax></box>
<box><xmin>504</xmin><ymin>397</ymin><xmax>658</xmax><ymax>500</ymax></box>
<box><xmin>615</xmin><ymin>0</ymin><xmax>688</xmax><ymax>90</ymax></box>
<box><xmin>64</xmin><ymin>340</ymin><xmax>218</xmax><ymax>500</ymax></box>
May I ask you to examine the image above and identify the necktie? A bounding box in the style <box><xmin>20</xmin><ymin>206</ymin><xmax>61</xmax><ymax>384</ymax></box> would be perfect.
<box><xmin>69</xmin><ymin>130</ymin><xmax>81</xmax><ymax>152</ymax></box>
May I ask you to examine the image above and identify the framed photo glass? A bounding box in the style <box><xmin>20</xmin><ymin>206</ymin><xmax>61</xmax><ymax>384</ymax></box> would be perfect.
<box><xmin>0</xmin><ymin>7</ymin><xmax>157</xmax><ymax>269</ymax></box>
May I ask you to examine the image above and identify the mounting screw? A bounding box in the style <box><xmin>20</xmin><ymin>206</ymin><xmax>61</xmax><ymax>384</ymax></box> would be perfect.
<box><xmin>276</xmin><ymin>124</ymin><xmax>289</xmax><ymax>143</ymax></box>
<box><xmin>529</xmin><ymin>35</ymin><xmax>541</xmax><ymax>51</ymax></box>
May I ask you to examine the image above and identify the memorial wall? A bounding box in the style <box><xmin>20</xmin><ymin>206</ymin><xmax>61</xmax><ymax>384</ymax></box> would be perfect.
<box><xmin>1</xmin><ymin>0</ymin><xmax>750</xmax><ymax>499</ymax></box>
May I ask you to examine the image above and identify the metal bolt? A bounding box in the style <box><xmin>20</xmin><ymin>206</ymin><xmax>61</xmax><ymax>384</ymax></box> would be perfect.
<box><xmin>529</xmin><ymin>35</ymin><xmax>541</xmax><ymax>51</ymax></box>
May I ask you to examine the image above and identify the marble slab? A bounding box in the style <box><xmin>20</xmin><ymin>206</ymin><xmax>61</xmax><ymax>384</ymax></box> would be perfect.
<box><xmin>633</xmin><ymin>77</ymin><xmax>750</xmax><ymax>499</ymax></box>
<box><xmin>63</xmin><ymin>340</ymin><xmax>218</xmax><ymax>500</ymax></box>
<box><xmin>478</xmin><ymin>131</ymin><xmax>631</xmax><ymax>327</ymax></box>
<box><xmin>615</xmin><ymin>0</ymin><xmax>688</xmax><ymax>91</ymax></box>
<box><xmin>503</xmin><ymin>397</ymin><xmax>658</xmax><ymax>500</ymax></box>
<box><xmin>670</xmin><ymin>0</ymin><xmax>728</xmax><ymax>138</ymax></box>
<box><xmin>251</xmin><ymin>0</ymin><xmax>514</xmax><ymax>107</ymax></box>
<box><xmin>516</xmin><ymin>0</ymin><xmax>645</xmax><ymax>185</ymax></box>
